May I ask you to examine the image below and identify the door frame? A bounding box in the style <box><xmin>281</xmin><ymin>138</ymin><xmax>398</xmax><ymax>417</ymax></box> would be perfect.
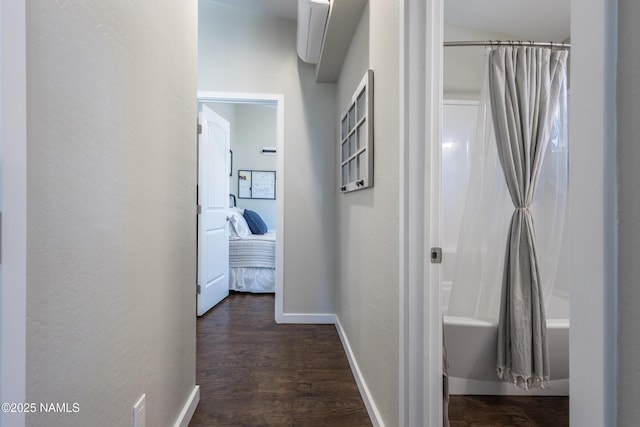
<box><xmin>567</xmin><ymin>0</ymin><xmax>618</xmax><ymax>424</ymax></box>
<box><xmin>1</xmin><ymin>0</ymin><xmax>27</xmax><ymax>425</ymax></box>
<box><xmin>197</xmin><ymin>91</ymin><xmax>285</xmax><ymax>321</ymax></box>
<box><xmin>400</xmin><ymin>0</ymin><xmax>618</xmax><ymax>425</ymax></box>
<box><xmin>399</xmin><ymin>0</ymin><xmax>443</xmax><ymax>425</ymax></box>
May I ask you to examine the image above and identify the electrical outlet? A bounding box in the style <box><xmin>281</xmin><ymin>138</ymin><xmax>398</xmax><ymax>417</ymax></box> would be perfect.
<box><xmin>133</xmin><ymin>394</ymin><xmax>146</xmax><ymax>427</ymax></box>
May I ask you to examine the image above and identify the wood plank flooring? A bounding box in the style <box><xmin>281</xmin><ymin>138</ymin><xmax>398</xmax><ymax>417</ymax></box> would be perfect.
<box><xmin>190</xmin><ymin>292</ymin><xmax>569</xmax><ymax>426</ymax></box>
<box><xmin>189</xmin><ymin>292</ymin><xmax>372</xmax><ymax>427</ymax></box>
<box><xmin>448</xmin><ymin>395</ymin><xmax>570</xmax><ymax>426</ymax></box>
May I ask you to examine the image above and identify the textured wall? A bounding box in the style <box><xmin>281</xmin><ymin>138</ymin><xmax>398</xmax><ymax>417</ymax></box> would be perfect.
<box><xmin>336</xmin><ymin>1</ymin><xmax>400</xmax><ymax>424</ymax></box>
<box><xmin>199</xmin><ymin>0</ymin><xmax>337</xmax><ymax>314</ymax></box>
<box><xmin>617</xmin><ymin>0</ymin><xmax>640</xmax><ymax>424</ymax></box>
<box><xmin>26</xmin><ymin>1</ymin><xmax>197</xmax><ymax>426</ymax></box>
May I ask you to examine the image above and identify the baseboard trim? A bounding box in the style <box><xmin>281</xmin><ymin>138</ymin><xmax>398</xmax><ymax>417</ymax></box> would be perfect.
<box><xmin>274</xmin><ymin>312</ymin><xmax>384</xmax><ymax>425</ymax></box>
<box><xmin>173</xmin><ymin>385</ymin><xmax>200</xmax><ymax>427</ymax></box>
<box><xmin>335</xmin><ymin>317</ymin><xmax>385</xmax><ymax>427</ymax></box>
<box><xmin>276</xmin><ymin>312</ymin><xmax>336</xmax><ymax>324</ymax></box>
<box><xmin>449</xmin><ymin>377</ymin><xmax>570</xmax><ymax>396</ymax></box>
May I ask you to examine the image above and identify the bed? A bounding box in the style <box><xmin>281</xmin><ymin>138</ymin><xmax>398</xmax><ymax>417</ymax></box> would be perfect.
<box><xmin>227</xmin><ymin>206</ymin><xmax>276</xmax><ymax>293</ymax></box>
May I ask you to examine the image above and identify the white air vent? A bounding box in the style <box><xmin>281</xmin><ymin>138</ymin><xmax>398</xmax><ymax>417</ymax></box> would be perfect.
<box><xmin>296</xmin><ymin>0</ymin><xmax>330</xmax><ymax>64</ymax></box>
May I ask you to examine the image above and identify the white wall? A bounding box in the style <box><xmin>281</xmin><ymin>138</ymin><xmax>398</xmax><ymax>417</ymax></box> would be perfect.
<box><xmin>443</xmin><ymin>23</ymin><xmax>525</xmax><ymax>99</ymax></box>
<box><xmin>232</xmin><ymin>105</ymin><xmax>277</xmax><ymax>229</ymax></box>
<box><xmin>199</xmin><ymin>0</ymin><xmax>336</xmax><ymax>313</ymax></box>
<box><xmin>26</xmin><ymin>2</ymin><xmax>197</xmax><ymax>426</ymax></box>
<box><xmin>617</xmin><ymin>0</ymin><xmax>640</xmax><ymax>423</ymax></box>
<box><xmin>208</xmin><ymin>102</ymin><xmax>277</xmax><ymax>229</ymax></box>
<box><xmin>207</xmin><ymin>102</ymin><xmax>236</xmax><ymax>127</ymax></box>
<box><xmin>336</xmin><ymin>1</ymin><xmax>400</xmax><ymax>424</ymax></box>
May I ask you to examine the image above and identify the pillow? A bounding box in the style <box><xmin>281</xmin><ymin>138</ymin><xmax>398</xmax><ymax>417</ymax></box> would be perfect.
<box><xmin>228</xmin><ymin>208</ymin><xmax>251</xmax><ymax>238</ymax></box>
<box><xmin>243</xmin><ymin>209</ymin><xmax>268</xmax><ymax>235</ymax></box>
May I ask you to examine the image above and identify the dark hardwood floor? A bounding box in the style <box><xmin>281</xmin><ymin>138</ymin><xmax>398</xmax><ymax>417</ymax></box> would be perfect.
<box><xmin>448</xmin><ymin>395</ymin><xmax>570</xmax><ymax>426</ymax></box>
<box><xmin>189</xmin><ymin>292</ymin><xmax>372</xmax><ymax>427</ymax></box>
<box><xmin>190</xmin><ymin>292</ymin><xmax>568</xmax><ymax>426</ymax></box>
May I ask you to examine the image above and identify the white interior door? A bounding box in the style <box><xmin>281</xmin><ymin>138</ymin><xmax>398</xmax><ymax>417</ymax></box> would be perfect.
<box><xmin>197</xmin><ymin>104</ymin><xmax>230</xmax><ymax>316</ymax></box>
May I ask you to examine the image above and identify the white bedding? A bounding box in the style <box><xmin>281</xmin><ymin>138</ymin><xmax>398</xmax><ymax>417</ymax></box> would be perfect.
<box><xmin>229</xmin><ymin>231</ymin><xmax>276</xmax><ymax>293</ymax></box>
<box><xmin>229</xmin><ymin>267</ymin><xmax>275</xmax><ymax>293</ymax></box>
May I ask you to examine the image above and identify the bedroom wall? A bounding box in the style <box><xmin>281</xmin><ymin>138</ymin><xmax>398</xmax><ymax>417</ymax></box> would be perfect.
<box><xmin>199</xmin><ymin>0</ymin><xmax>337</xmax><ymax>313</ymax></box>
<box><xmin>335</xmin><ymin>1</ymin><xmax>400</xmax><ymax>424</ymax></box>
<box><xmin>208</xmin><ymin>102</ymin><xmax>277</xmax><ymax>230</ymax></box>
<box><xmin>207</xmin><ymin>102</ymin><xmax>237</xmax><ymax>126</ymax></box>
<box><xmin>26</xmin><ymin>1</ymin><xmax>197</xmax><ymax>426</ymax></box>
<box><xmin>232</xmin><ymin>104</ymin><xmax>277</xmax><ymax>229</ymax></box>
<box><xmin>617</xmin><ymin>0</ymin><xmax>640</xmax><ymax>423</ymax></box>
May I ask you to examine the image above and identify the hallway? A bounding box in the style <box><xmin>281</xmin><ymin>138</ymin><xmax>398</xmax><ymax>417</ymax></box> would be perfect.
<box><xmin>189</xmin><ymin>293</ymin><xmax>372</xmax><ymax>426</ymax></box>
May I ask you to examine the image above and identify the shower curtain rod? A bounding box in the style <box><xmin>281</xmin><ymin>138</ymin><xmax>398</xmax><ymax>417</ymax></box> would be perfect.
<box><xmin>444</xmin><ymin>40</ymin><xmax>571</xmax><ymax>49</ymax></box>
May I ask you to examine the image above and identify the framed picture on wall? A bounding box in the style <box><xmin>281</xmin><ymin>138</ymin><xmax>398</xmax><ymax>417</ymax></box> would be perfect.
<box><xmin>339</xmin><ymin>69</ymin><xmax>374</xmax><ymax>193</ymax></box>
<box><xmin>238</xmin><ymin>170</ymin><xmax>276</xmax><ymax>200</ymax></box>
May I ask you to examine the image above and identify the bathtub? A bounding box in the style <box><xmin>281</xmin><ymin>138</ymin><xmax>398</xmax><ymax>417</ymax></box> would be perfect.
<box><xmin>444</xmin><ymin>293</ymin><xmax>570</xmax><ymax>395</ymax></box>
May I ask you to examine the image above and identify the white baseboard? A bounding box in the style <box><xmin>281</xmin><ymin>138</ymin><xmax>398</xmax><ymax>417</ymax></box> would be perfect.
<box><xmin>449</xmin><ymin>377</ymin><xmax>569</xmax><ymax>396</ymax></box>
<box><xmin>173</xmin><ymin>385</ymin><xmax>200</xmax><ymax>427</ymax></box>
<box><xmin>273</xmin><ymin>312</ymin><xmax>383</xmax><ymax>425</ymax></box>
<box><xmin>335</xmin><ymin>317</ymin><xmax>385</xmax><ymax>427</ymax></box>
<box><xmin>276</xmin><ymin>312</ymin><xmax>336</xmax><ymax>324</ymax></box>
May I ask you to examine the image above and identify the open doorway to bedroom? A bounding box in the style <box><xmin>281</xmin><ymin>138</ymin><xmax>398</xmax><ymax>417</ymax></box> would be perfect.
<box><xmin>197</xmin><ymin>92</ymin><xmax>285</xmax><ymax>320</ymax></box>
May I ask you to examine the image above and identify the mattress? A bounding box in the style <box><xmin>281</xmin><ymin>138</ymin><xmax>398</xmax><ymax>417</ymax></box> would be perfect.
<box><xmin>229</xmin><ymin>232</ymin><xmax>276</xmax><ymax>269</ymax></box>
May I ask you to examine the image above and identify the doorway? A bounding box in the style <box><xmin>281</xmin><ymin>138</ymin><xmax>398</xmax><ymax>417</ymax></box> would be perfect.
<box><xmin>196</xmin><ymin>92</ymin><xmax>285</xmax><ymax>320</ymax></box>
<box><xmin>401</xmin><ymin>0</ymin><xmax>617</xmax><ymax>425</ymax></box>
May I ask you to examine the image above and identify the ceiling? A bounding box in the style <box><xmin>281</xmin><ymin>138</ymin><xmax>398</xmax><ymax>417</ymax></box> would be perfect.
<box><xmin>445</xmin><ymin>0</ymin><xmax>570</xmax><ymax>42</ymax></box>
<box><xmin>208</xmin><ymin>0</ymin><xmax>571</xmax><ymax>42</ymax></box>
<box><xmin>211</xmin><ymin>0</ymin><xmax>298</xmax><ymax>21</ymax></box>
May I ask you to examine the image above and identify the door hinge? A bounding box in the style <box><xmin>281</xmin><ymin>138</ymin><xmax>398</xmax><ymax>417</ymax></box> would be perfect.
<box><xmin>197</xmin><ymin>284</ymin><xmax>201</xmax><ymax>294</ymax></box>
<box><xmin>430</xmin><ymin>247</ymin><xmax>442</xmax><ymax>264</ymax></box>
<box><xmin>197</xmin><ymin>205</ymin><xmax>202</xmax><ymax>215</ymax></box>
<box><xmin>197</xmin><ymin>123</ymin><xmax>202</xmax><ymax>135</ymax></box>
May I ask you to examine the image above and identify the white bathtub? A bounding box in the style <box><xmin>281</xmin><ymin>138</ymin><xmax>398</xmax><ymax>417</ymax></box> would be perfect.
<box><xmin>444</xmin><ymin>293</ymin><xmax>570</xmax><ymax>395</ymax></box>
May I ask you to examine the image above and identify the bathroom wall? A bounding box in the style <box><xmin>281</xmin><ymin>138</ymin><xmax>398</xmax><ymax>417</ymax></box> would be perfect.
<box><xmin>443</xmin><ymin>22</ymin><xmax>525</xmax><ymax>99</ymax></box>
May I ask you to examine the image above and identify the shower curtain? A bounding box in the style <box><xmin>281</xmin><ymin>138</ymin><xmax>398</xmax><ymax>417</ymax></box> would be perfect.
<box><xmin>447</xmin><ymin>47</ymin><xmax>568</xmax><ymax>389</ymax></box>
